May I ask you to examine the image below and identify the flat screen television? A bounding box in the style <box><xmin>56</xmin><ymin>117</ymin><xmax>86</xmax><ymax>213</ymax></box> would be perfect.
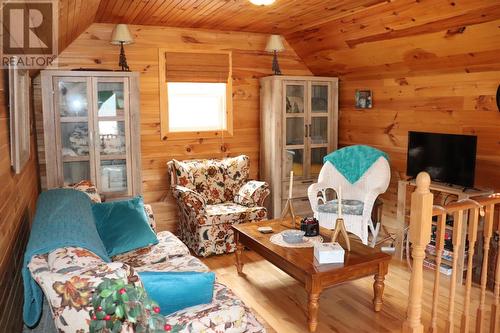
<box><xmin>406</xmin><ymin>131</ymin><xmax>477</xmax><ymax>188</ymax></box>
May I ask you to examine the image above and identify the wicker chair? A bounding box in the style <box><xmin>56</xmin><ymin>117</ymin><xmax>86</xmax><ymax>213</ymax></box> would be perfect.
<box><xmin>307</xmin><ymin>151</ymin><xmax>390</xmax><ymax>246</ymax></box>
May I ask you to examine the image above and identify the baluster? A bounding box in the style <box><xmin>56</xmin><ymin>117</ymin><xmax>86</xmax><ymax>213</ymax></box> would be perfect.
<box><xmin>430</xmin><ymin>212</ymin><xmax>447</xmax><ymax>333</ymax></box>
<box><xmin>477</xmin><ymin>204</ymin><xmax>494</xmax><ymax>333</ymax></box>
<box><xmin>446</xmin><ymin>210</ymin><xmax>463</xmax><ymax>333</ymax></box>
<box><xmin>402</xmin><ymin>172</ymin><xmax>433</xmax><ymax>333</ymax></box>
<box><xmin>491</xmin><ymin>203</ymin><xmax>500</xmax><ymax>333</ymax></box>
<box><xmin>461</xmin><ymin>208</ymin><xmax>479</xmax><ymax>333</ymax></box>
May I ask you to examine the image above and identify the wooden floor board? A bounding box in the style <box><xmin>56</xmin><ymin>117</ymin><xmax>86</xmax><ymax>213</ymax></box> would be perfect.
<box><xmin>202</xmin><ymin>251</ymin><xmax>495</xmax><ymax>333</ymax></box>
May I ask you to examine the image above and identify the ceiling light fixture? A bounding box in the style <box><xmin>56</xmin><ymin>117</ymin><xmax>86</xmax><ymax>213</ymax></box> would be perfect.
<box><xmin>249</xmin><ymin>0</ymin><xmax>276</xmax><ymax>6</ymax></box>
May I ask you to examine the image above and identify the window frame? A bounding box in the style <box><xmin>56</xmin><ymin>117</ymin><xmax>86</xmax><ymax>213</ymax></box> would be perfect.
<box><xmin>158</xmin><ymin>48</ymin><xmax>233</xmax><ymax>141</ymax></box>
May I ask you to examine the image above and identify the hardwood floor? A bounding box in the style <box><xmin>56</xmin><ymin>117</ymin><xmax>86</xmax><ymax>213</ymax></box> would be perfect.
<box><xmin>202</xmin><ymin>250</ymin><xmax>495</xmax><ymax>333</ymax></box>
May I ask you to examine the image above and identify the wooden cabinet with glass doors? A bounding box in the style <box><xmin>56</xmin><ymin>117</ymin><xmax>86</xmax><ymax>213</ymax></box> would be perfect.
<box><xmin>38</xmin><ymin>70</ymin><xmax>141</xmax><ymax>199</ymax></box>
<box><xmin>260</xmin><ymin>76</ymin><xmax>338</xmax><ymax>218</ymax></box>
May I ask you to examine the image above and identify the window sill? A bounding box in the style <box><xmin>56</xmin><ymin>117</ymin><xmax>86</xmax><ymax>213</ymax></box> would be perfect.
<box><xmin>161</xmin><ymin>129</ymin><xmax>233</xmax><ymax>141</ymax></box>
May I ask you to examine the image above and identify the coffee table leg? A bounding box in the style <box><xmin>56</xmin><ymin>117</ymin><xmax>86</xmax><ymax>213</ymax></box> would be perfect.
<box><xmin>373</xmin><ymin>262</ymin><xmax>388</xmax><ymax>312</ymax></box>
<box><xmin>308</xmin><ymin>293</ymin><xmax>320</xmax><ymax>332</ymax></box>
<box><xmin>234</xmin><ymin>232</ymin><xmax>244</xmax><ymax>275</ymax></box>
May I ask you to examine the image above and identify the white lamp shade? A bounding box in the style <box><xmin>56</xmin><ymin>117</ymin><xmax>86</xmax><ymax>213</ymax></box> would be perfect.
<box><xmin>265</xmin><ymin>34</ymin><xmax>285</xmax><ymax>52</ymax></box>
<box><xmin>111</xmin><ymin>24</ymin><xmax>134</xmax><ymax>45</ymax></box>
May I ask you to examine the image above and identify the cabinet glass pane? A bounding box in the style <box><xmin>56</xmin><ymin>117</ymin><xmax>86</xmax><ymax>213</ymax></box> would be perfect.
<box><xmin>98</xmin><ymin>121</ymin><xmax>126</xmax><ymax>155</ymax></box>
<box><xmin>63</xmin><ymin>161</ymin><xmax>90</xmax><ymax>184</ymax></box>
<box><xmin>97</xmin><ymin>82</ymin><xmax>125</xmax><ymax>117</ymax></box>
<box><xmin>285</xmin><ymin>149</ymin><xmax>304</xmax><ymax>177</ymax></box>
<box><xmin>285</xmin><ymin>85</ymin><xmax>305</xmax><ymax>114</ymax></box>
<box><xmin>58</xmin><ymin>81</ymin><xmax>88</xmax><ymax>117</ymax></box>
<box><xmin>311</xmin><ymin>85</ymin><xmax>329</xmax><ymax>113</ymax></box>
<box><xmin>311</xmin><ymin>147</ymin><xmax>328</xmax><ymax>175</ymax></box>
<box><xmin>310</xmin><ymin>117</ymin><xmax>328</xmax><ymax>144</ymax></box>
<box><xmin>61</xmin><ymin>122</ymin><xmax>89</xmax><ymax>157</ymax></box>
<box><xmin>286</xmin><ymin>118</ymin><xmax>304</xmax><ymax>145</ymax></box>
<box><xmin>101</xmin><ymin>160</ymin><xmax>127</xmax><ymax>193</ymax></box>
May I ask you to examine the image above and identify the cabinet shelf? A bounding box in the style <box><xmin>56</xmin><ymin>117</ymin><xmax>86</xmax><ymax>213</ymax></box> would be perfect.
<box><xmin>63</xmin><ymin>156</ymin><xmax>90</xmax><ymax>162</ymax></box>
<box><xmin>100</xmin><ymin>154</ymin><xmax>127</xmax><ymax>161</ymax></box>
<box><xmin>60</xmin><ymin>116</ymin><xmax>88</xmax><ymax>123</ymax></box>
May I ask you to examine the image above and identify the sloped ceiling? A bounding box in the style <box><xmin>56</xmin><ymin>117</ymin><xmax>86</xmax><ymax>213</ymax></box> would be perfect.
<box><xmin>60</xmin><ymin>0</ymin><xmax>500</xmax><ymax>78</ymax></box>
<box><xmin>58</xmin><ymin>0</ymin><xmax>101</xmax><ymax>52</ymax></box>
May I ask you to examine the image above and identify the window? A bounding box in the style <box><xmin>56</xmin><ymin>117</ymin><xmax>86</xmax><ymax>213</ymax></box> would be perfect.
<box><xmin>158</xmin><ymin>49</ymin><xmax>233</xmax><ymax>140</ymax></box>
<box><xmin>168</xmin><ymin>82</ymin><xmax>227</xmax><ymax>132</ymax></box>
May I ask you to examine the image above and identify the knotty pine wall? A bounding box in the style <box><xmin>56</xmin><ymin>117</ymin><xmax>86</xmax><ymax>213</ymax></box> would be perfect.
<box><xmin>53</xmin><ymin>23</ymin><xmax>312</xmax><ymax>231</ymax></box>
<box><xmin>287</xmin><ymin>1</ymin><xmax>500</xmax><ymax>230</ymax></box>
<box><xmin>0</xmin><ymin>71</ymin><xmax>40</xmax><ymax>331</ymax></box>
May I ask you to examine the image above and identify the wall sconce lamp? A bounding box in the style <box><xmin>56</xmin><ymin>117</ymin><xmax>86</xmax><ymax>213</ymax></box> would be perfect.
<box><xmin>265</xmin><ymin>34</ymin><xmax>285</xmax><ymax>75</ymax></box>
<box><xmin>110</xmin><ymin>24</ymin><xmax>134</xmax><ymax>71</ymax></box>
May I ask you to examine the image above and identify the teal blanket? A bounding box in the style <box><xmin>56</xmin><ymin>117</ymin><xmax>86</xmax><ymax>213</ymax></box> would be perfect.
<box><xmin>323</xmin><ymin>145</ymin><xmax>389</xmax><ymax>183</ymax></box>
<box><xmin>23</xmin><ymin>189</ymin><xmax>110</xmax><ymax>327</ymax></box>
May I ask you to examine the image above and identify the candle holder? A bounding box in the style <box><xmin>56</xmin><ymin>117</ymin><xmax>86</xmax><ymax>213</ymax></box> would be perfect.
<box><xmin>281</xmin><ymin>198</ymin><xmax>297</xmax><ymax>229</ymax></box>
<box><xmin>331</xmin><ymin>218</ymin><xmax>351</xmax><ymax>251</ymax></box>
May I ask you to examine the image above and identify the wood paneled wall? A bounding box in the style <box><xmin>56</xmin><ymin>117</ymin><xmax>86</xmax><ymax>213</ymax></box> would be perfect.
<box><xmin>0</xmin><ymin>71</ymin><xmax>40</xmax><ymax>331</ymax></box>
<box><xmin>53</xmin><ymin>23</ymin><xmax>311</xmax><ymax>231</ymax></box>
<box><xmin>287</xmin><ymin>0</ymin><xmax>500</xmax><ymax>229</ymax></box>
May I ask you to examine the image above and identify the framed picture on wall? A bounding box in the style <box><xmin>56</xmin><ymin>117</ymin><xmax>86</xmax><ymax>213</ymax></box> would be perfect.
<box><xmin>355</xmin><ymin>90</ymin><xmax>372</xmax><ymax>109</ymax></box>
<box><xmin>9</xmin><ymin>67</ymin><xmax>31</xmax><ymax>174</ymax></box>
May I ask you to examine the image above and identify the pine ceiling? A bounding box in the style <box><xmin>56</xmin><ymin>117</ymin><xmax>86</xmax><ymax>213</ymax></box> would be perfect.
<box><xmin>58</xmin><ymin>0</ymin><xmax>388</xmax><ymax>52</ymax></box>
<box><xmin>59</xmin><ymin>0</ymin><xmax>500</xmax><ymax>77</ymax></box>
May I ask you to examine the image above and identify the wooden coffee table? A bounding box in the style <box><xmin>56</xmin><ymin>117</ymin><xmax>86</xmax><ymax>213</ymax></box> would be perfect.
<box><xmin>232</xmin><ymin>219</ymin><xmax>391</xmax><ymax>332</ymax></box>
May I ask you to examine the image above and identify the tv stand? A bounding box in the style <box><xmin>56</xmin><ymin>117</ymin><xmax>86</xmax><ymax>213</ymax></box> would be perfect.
<box><xmin>395</xmin><ymin>179</ymin><xmax>493</xmax><ymax>283</ymax></box>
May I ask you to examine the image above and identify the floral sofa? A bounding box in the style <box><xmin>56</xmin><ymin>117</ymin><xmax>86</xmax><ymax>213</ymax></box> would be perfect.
<box><xmin>27</xmin><ymin>183</ymin><xmax>266</xmax><ymax>333</ymax></box>
<box><xmin>167</xmin><ymin>155</ymin><xmax>270</xmax><ymax>257</ymax></box>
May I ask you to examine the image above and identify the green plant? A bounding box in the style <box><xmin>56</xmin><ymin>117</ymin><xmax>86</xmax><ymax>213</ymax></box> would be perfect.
<box><xmin>88</xmin><ymin>278</ymin><xmax>184</xmax><ymax>333</ymax></box>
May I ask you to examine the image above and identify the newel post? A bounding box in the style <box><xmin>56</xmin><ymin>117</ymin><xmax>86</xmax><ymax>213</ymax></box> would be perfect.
<box><xmin>402</xmin><ymin>172</ymin><xmax>434</xmax><ymax>333</ymax></box>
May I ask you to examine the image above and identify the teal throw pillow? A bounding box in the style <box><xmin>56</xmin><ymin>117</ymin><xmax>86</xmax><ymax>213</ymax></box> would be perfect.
<box><xmin>92</xmin><ymin>196</ymin><xmax>158</xmax><ymax>257</ymax></box>
<box><xmin>138</xmin><ymin>271</ymin><xmax>215</xmax><ymax>315</ymax></box>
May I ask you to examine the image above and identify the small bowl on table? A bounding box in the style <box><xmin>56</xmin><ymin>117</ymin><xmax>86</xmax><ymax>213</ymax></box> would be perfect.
<box><xmin>282</xmin><ymin>229</ymin><xmax>306</xmax><ymax>244</ymax></box>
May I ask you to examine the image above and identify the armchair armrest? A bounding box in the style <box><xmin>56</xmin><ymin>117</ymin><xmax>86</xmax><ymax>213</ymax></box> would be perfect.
<box><xmin>234</xmin><ymin>180</ymin><xmax>270</xmax><ymax>207</ymax></box>
<box><xmin>172</xmin><ymin>186</ymin><xmax>207</xmax><ymax>216</ymax></box>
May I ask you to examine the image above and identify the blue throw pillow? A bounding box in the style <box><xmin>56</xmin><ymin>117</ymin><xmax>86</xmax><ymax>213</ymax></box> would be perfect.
<box><xmin>92</xmin><ymin>196</ymin><xmax>159</xmax><ymax>257</ymax></box>
<box><xmin>138</xmin><ymin>271</ymin><xmax>215</xmax><ymax>315</ymax></box>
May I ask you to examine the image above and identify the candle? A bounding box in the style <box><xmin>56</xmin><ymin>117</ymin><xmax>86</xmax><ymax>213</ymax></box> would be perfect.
<box><xmin>289</xmin><ymin>171</ymin><xmax>294</xmax><ymax>199</ymax></box>
<box><xmin>338</xmin><ymin>185</ymin><xmax>342</xmax><ymax>218</ymax></box>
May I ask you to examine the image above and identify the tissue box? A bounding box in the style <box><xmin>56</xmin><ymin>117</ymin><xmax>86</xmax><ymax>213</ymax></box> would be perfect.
<box><xmin>314</xmin><ymin>242</ymin><xmax>345</xmax><ymax>264</ymax></box>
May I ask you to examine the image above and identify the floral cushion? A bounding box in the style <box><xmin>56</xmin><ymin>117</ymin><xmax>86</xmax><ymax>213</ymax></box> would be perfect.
<box><xmin>173</xmin><ymin>159</ymin><xmax>226</xmax><ymax>205</ymax></box>
<box><xmin>222</xmin><ymin>155</ymin><xmax>250</xmax><ymax>201</ymax></box>
<box><xmin>134</xmin><ymin>255</ymin><xmax>210</xmax><ymax>273</ymax></box>
<box><xmin>205</xmin><ymin>203</ymin><xmax>267</xmax><ymax>223</ymax></box>
<box><xmin>317</xmin><ymin>199</ymin><xmax>364</xmax><ymax>216</ymax></box>
<box><xmin>28</xmin><ymin>254</ymin><xmax>140</xmax><ymax>333</ymax></box>
<box><xmin>163</xmin><ymin>282</ymin><xmax>265</xmax><ymax>333</ymax></box>
<box><xmin>64</xmin><ymin>180</ymin><xmax>101</xmax><ymax>203</ymax></box>
<box><xmin>112</xmin><ymin>231</ymin><xmax>190</xmax><ymax>267</ymax></box>
<box><xmin>234</xmin><ymin>181</ymin><xmax>270</xmax><ymax>207</ymax></box>
<box><xmin>178</xmin><ymin>203</ymin><xmax>267</xmax><ymax>257</ymax></box>
<box><xmin>47</xmin><ymin>247</ymin><xmax>103</xmax><ymax>272</ymax></box>
<box><xmin>143</xmin><ymin>203</ymin><xmax>157</xmax><ymax>232</ymax></box>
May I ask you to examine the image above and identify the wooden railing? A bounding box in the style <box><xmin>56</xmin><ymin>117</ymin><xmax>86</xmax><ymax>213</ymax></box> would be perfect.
<box><xmin>402</xmin><ymin>172</ymin><xmax>500</xmax><ymax>333</ymax></box>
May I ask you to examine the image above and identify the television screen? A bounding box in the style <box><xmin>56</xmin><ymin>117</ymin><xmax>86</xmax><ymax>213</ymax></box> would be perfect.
<box><xmin>406</xmin><ymin>131</ymin><xmax>477</xmax><ymax>188</ymax></box>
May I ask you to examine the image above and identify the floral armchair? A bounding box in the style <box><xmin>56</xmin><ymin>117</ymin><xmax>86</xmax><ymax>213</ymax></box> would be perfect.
<box><xmin>167</xmin><ymin>155</ymin><xmax>270</xmax><ymax>257</ymax></box>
